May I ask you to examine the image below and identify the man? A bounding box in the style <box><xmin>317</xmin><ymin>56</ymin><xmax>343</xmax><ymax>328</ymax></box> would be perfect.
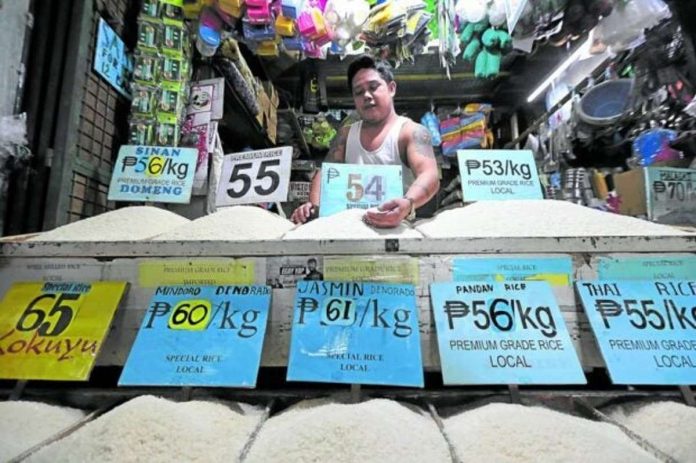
<box><xmin>290</xmin><ymin>56</ymin><xmax>440</xmax><ymax>228</ymax></box>
<box><xmin>303</xmin><ymin>257</ymin><xmax>324</xmax><ymax>281</ymax></box>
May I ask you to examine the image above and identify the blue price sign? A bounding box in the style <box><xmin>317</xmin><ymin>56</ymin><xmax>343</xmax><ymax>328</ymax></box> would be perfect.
<box><xmin>319</xmin><ymin>163</ymin><xmax>403</xmax><ymax>217</ymax></box>
<box><xmin>576</xmin><ymin>280</ymin><xmax>696</xmax><ymax>385</ymax></box>
<box><xmin>94</xmin><ymin>17</ymin><xmax>132</xmax><ymax>99</ymax></box>
<box><xmin>453</xmin><ymin>256</ymin><xmax>573</xmax><ymax>288</ymax></box>
<box><xmin>597</xmin><ymin>255</ymin><xmax>696</xmax><ymax>280</ymax></box>
<box><xmin>119</xmin><ymin>285</ymin><xmax>271</xmax><ymax>387</ymax></box>
<box><xmin>108</xmin><ymin>145</ymin><xmax>198</xmax><ymax>203</ymax></box>
<box><xmin>430</xmin><ymin>281</ymin><xmax>585</xmax><ymax>385</ymax></box>
<box><xmin>457</xmin><ymin>150</ymin><xmax>542</xmax><ymax>201</ymax></box>
<box><xmin>287</xmin><ymin>281</ymin><xmax>423</xmax><ymax>387</ymax></box>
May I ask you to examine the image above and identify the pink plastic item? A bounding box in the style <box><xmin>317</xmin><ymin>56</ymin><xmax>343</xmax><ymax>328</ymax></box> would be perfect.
<box><xmin>247</xmin><ymin>4</ymin><xmax>272</xmax><ymax>23</ymax></box>
<box><xmin>297</xmin><ymin>12</ymin><xmax>317</xmax><ymax>37</ymax></box>
<box><xmin>200</xmin><ymin>6</ymin><xmax>223</xmax><ymax>29</ymax></box>
<box><xmin>246</xmin><ymin>0</ymin><xmax>269</xmax><ymax>6</ymax></box>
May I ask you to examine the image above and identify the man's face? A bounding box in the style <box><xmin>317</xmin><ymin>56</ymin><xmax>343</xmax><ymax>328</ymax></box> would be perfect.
<box><xmin>308</xmin><ymin>260</ymin><xmax>316</xmax><ymax>271</ymax></box>
<box><xmin>351</xmin><ymin>68</ymin><xmax>396</xmax><ymax>123</ymax></box>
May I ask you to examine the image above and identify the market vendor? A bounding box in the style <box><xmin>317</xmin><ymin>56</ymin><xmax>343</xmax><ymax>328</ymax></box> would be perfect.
<box><xmin>290</xmin><ymin>55</ymin><xmax>440</xmax><ymax>228</ymax></box>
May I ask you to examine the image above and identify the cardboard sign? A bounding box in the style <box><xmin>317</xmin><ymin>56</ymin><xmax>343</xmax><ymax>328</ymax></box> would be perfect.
<box><xmin>108</xmin><ymin>145</ymin><xmax>197</xmax><ymax>203</ymax></box>
<box><xmin>287</xmin><ymin>281</ymin><xmax>423</xmax><ymax>387</ymax></box>
<box><xmin>119</xmin><ymin>285</ymin><xmax>271</xmax><ymax>387</ymax></box>
<box><xmin>138</xmin><ymin>259</ymin><xmax>256</xmax><ymax>287</ymax></box>
<box><xmin>324</xmin><ymin>257</ymin><xmax>420</xmax><ymax>285</ymax></box>
<box><xmin>0</xmin><ymin>281</ymin><xmax>128</xmax><ymax>380</ymax></box>
<box><xmin>319</xmin><ymin>163</ymin><xmax>403</xmax><ymax>217</ymax></box>
<box><xmin>94</xmin><ymin>17</ymin><xmax>132</xmax><ymax>99</ymax></box>
<box><xmin>453</xmin><ymin>256</ymin><xmax>573</xmax><ymax>288</ymax></box>
<box><xmin>645</xmin><ymin>167</ymin><xmax>696</xmax><ymax>225</ymax></box>
<box><xmin>576</xmin><ymin>280</ymin><xmax>696</xmax><ymax>385</ymax></box>
<box><xmin>457</xmin><ymin>150</ymin><xmax>542</xmax><ymax>201</ymax></box>
<box><xmin>430</xmin><ymin>281</ymin><xmax>585</xmax><ymax>385</ymax></box>
<box><xmin>596</xmin><ymin>255</ymin><xmax>696</xmax><ymax>280</ymax></box>
<box><xmin>216</xmin><ymin>147</ymin><xmax>292</xmax><ymax>206</ymax></box>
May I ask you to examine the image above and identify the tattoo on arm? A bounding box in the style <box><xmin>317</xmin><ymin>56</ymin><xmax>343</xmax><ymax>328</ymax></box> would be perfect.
<box><xmin>324</xmin><ymin>126</ymin><xmax>348</xmax><ymax>163</ymax></box>
<box><xmin>412</xmin><ymin>124</ymin><xmax>435</xmax><ymax>159</ymax></box>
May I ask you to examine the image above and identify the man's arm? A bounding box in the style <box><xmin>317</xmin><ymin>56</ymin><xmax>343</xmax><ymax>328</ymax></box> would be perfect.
<box><xmin>291</xmin><ymin>125</ymin><xmax>350</xmax><ymax>224</ymax></box>
<box><xmin>365</xmin><ymin>122</ymin><xmax>440</xmax><ymax>228</ymax></box>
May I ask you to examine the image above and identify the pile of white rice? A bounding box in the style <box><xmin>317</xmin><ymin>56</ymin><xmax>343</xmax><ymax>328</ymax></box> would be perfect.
<box><xmin>444</xmin><ymin>403</ymin><xmax>657</xmax><ymax>463</ymax></box>
<box><xmin>245</xmin><ymin>399</ymin><xmax>451</xmax><ymax>462</ymax></box>
<box><xmin>27</xmin><ymin>395</ymin><xmax>262</xmax><ymax>463</ymax></box>
<box><xmin>152</xmin><ymin>206</ymin><xmax>295</xmax><ymax>241</ymax></box>
<box><xmin>29</xmin><ymin>207</ymin><xmax>190</xmax><ymax>241</ymax></box>
<box><xmin>283</xmin><ymin>209</ymin><xmax>424</xmax><ymax>240</ymax></box>
<box><xmin>0</xmin><ymin>401</ymin><xmax>85</xmax><ymax>461</ymax></box>
<box><xmin>416</xmin><ymin>200</ymin><xmax>690</xmax><ymax>238</ymax></box>
<box><xmin>608</xmin><ymin>400</ymin><xmax>696</xmax><ymax>462</ymax></box>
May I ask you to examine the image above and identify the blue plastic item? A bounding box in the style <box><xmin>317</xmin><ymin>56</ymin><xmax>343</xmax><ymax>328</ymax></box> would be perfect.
<box><xmin>578</xmin><ymin>79</ymin><xmax>633</xmax><ymax>126</ymax></box>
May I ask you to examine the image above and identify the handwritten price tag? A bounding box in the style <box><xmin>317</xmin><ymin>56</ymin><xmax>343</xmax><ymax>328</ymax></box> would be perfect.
<box><xmin>646</xmin><ymin>167</ymin><xmax>696</xmax><ymax>225</ymax></box>
<box><xmin>430</xmin><ymin>281</ymin><xmax>585</xmax><ymax>385</ymax></box>
<box><xmin>108</xmin><ymin>145</ymin><xmax>198</xmax><ymax>203</ymax></box>
<box><xmin>319</xmin><ymin>163</ymin><xmax>403</xmax><ymax>217</ymax></box>
<box><xmin>0</xmin><ymin>281</ymin><xmax>128</xmax><ymax>380</ymax></box>
<box><xmin>576</xmin><ymin>280</ymin><xmax>696</xmax><ymax>385</ymax></box>
<box><xmin>215</xmin><ymin>147</ymin><xmax>292</xmax><ymax>206</ymax></box>
<box><xmin>119</xmin><ymin>285</ymin><xmax>271</xmax><ymax>387</ymax></box>
<box><xmin>287</xmin><ymin>281</ymin><xmax>423</xmax><ymax>387</ymax></box>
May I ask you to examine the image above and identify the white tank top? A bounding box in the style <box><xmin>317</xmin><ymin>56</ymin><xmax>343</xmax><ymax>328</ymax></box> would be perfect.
<box><xmin>345</xmin><ymin>116</ymin><xmax>414</xmax><ymax>188</ymax></box>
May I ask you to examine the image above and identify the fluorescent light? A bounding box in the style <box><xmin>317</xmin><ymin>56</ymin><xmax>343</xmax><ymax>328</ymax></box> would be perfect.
<box><xmin>527</xmin><ymin>36</ymin><xmax>592</xmax><ymax>103</ymax></box>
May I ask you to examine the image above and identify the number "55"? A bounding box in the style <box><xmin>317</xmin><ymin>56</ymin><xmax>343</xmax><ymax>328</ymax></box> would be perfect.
<box><xmin>226</xmin><ymin>160</ymin><xmax>281</xmax><ymax>199</ymax></box>
<box><xmin>15</xmin><ymin>293</ymin><xmax>81</xmax><ymax>337</ymax></box>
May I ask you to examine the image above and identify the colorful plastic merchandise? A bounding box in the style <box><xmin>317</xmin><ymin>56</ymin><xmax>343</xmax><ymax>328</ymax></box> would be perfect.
<box><xmin>362</xmin><ymin>0</ymin><xmax>432</xmax><ymax>62</ymax></box>
<box><xmin>439</xmin><ymin>104</ymin><xmax>492</xmax><ymax>157</ymax></box>
<box><xmin>131</xmin><ymin>0</ymin><xmax>193</xmax><ymax>146</ymax></box>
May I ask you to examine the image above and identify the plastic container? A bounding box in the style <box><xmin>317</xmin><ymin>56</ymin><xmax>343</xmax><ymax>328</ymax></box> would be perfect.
<box><xmin>276</xmin><ymin>15</ymin><xmax>296</xmax><ymax>36</ymax></box>
<box><xmin>281</xmin><ymin>0</ymin><xmax>303</xmax><ymax>18</ymax></box>
<box><xmin>577</xmin><ymin>79</ymin><xmax>634</xmax><ymax>126</ymax></box>
<box><xmin>196</xmin><ymin>24</ymin><xmax>221</xmax><ymax>56</ymax></box>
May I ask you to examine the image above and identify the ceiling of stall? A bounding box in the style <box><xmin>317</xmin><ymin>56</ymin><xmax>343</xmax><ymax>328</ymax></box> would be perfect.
<box><xmin>265</xmin><ymin>41</ymin><xmax>584</xmax><ymax>114</ymax></box>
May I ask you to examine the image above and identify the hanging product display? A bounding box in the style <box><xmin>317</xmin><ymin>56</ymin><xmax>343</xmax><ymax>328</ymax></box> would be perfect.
<box><xmin>130</xmin><ymin>0</ymin><xmax>192</xmax><ymax>146</ymax></box>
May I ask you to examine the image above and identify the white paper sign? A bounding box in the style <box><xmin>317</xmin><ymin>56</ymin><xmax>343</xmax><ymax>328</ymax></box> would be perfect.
<box><xmin>505</xmin><ymin>0</ymin><xmax>528</xmax><ymax>35</ymax></box>
<box><xmin>215</xmin><ymin>146</ymin><xmax>292</xmax><ymax>206</ymax></box>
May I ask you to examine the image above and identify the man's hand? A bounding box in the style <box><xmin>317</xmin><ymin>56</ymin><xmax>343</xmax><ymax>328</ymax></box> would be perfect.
<box><xmin>363</xmin><ymin>197</ymin><xmax>411</xmax><ymax>228</ymax></box>
<box><xmin>291</xmin><ymin>201</ymin><xmax>317</xmax><ymax>224</ymax></box>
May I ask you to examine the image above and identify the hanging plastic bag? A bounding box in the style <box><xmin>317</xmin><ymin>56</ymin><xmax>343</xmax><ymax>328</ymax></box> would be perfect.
<box><xmin>597</xmin><ymin>0</ymin><xmax>671</xmax><ymax>53</ymax></box>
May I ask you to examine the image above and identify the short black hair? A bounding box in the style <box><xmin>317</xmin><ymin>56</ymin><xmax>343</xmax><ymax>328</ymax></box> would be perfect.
<box><xmin>347</xmin><ymin>55</ymin><xmax>395</xmax><ymax>92</ymax></box>
<box><xmin>307</xmin><ymin>258</ymin><xmax>317</xmax><ymax>265</ymax></box>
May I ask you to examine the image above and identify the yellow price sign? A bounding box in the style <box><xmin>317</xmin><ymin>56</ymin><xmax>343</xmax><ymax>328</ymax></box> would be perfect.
<box><xmin>0</xmin><ymin>281</ymin><xmax>128</xmax><ymax>380</ymax></box>
<box><xmin>167</xmin><ymin>299</ymin><xmax>212</xmax><ymax>331</ymax></box>
<box><xmin>145</xmin><ymin>155</ymin><xmax>165</xmax><ymax>177</ymax></box>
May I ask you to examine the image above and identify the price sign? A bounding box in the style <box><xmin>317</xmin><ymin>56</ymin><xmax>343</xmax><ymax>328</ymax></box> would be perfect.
<box><xmin>108</xmin><ymin>145</ymin><xmax>197</xmax><ymax>203</ymax></box>
<box><xmin>453</xmin><ymin>256</ymin><xmax>573</xmax><ymax>288</ymax></box>
<box><xmin>319</xmin><ymin>163</ymin><xmax>403</xmax><ymax>217</ymax></box>
<box><xmin>430</xmin><ymin>281</ymin><xmax>585</xmax><ymax>385</ymax></box>
<box><xmin>0</xmin><ymin>281</ymin><xmax>128</xmax><ymax>380</ymax></box>
<box><xmin>457</xmin><ymin>150</ymin><xmax>542</xmax><ymax>201</ymax></box>
<box><xmin>287</xmin><ymin>281</ymin><xmax>423</xmax><ymax>387</ymax></box>
<box><xmin>576</xmin><ymin>280</ymin><xmax>696</xmax><ymax>385</ymax></box>
<box><xmin>215</xmin><ymin>146</ymin><xmax>292</xmax><ymax>206</ymax></box>
<box><xmin>94</xmin><ymin>17</ymin><xmax>132</xmax><ymax>99</ymax></box>
<box><xmin>119</xmin><ymin>285</ymin><xmax>270</xmax><ymax>387</ymax></box>
<box><xmin>646</xmin><ymin>167</ymin><xmax>696</xmax><ymax>225</ymax></box>
<box><xmin>597</xmin><ymin>254</ymin><xmax>696</xmax><ymax>280</ymax></box>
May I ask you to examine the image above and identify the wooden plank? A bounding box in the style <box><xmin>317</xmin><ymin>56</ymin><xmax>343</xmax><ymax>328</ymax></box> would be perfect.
<box><xmin>2</xmin><ymin>235</ymin><xmax>696</xmax><ymax>258</ymax></box>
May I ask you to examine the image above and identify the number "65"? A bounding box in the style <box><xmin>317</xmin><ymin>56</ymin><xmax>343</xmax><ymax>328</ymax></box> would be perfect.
<box><xmin>15</xmin><ymin>293</ymin><xmax>79</xmax><ymax>337</ymax></box>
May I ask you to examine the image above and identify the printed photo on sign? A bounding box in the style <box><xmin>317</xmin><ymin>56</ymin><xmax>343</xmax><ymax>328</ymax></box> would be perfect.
<box><xmin>430</xmin><ymin>281</ymin><xmax>585</xmax><ymax>385</ymax></box>
<box><xmin>0</xmin><ymin>281</ymin><xmax>129</xmax><ymax>381</ymax></box>
<box><xmin>119</xmin><ymin>285</ymin><xmax>271</xmax><ymax>387</ymax></box>
<box><xmin>457</xmin><ymin>150</ymin><xmax>542</xmax><ymax>201</ymax></box>
<box><xmin>576</xmin><ymin>280</ymin><xmax>696</xmax><ymax>385</ymax></box>
<box><xmin>266</xmin><ymin>256</ymin><xmax>324</xmax><ymax>289</ymax></box>
<box><xmin>319</xmin><ymin>163</ymin><xmax>403</xmax><ymax>217</ymax></box>
<box><xmin>107</xmin><ymin>145</ymin><xmax>198</xmax><ymax>203</ymax></box>
<box><xmin>287</xmin><ymin>281</ymin><xmax>423</xmax><ymax>387</ymax></box>
<box><xmin>216</xmin><ymin>147</ymin><xmax>292</xmax><ymax>206</ymax></box>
